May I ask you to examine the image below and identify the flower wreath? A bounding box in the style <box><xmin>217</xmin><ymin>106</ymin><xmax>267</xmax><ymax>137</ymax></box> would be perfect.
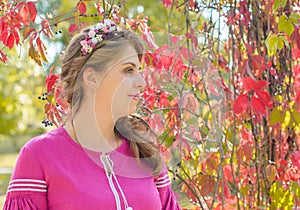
<box><xmin>80</xmin><ymin>19</ymin><xmax>117</xmax><ymax>55</ymax></box>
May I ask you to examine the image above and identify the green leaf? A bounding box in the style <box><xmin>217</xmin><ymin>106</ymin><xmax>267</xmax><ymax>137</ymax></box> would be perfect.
<box><xmin>290</xmin><ymin>13</ymin><xmax>300</xmax><ymax>24</ymax></box>
<box><xmin>291</xmin><ymin>108</ymin><xmax>300</xmax><ymax>125</ymax></box>
<box><xmin>266</xmin><ymin>33</ymin><xmax>282</xmax><ymax>57</ymax></box>
<box><xmin>278</xmin><ymin>35</ymin><xmax>289</xmax><ymax>48</ymax></box>
<box><xmin>270</xmin><ymin>181</ymin><xmax>294</xmax><ymax>208</ymax></box>
<box><xmin>269</xmin><ymin>106</ymin><xmax>284</xmax><ymax>125</ymax></box>
<box><xmin>282</xmin><ymin>110</ymin><xmax>291</xmax><ymax>130</ymax></box>
<box><xmin>273</xmin><ymin>0</ymin><xmax>287</xmax><ymax>11</ymax></box>
<box><xmin>278</xmin><ymin>14</ymin><xmax>294</xmax><ymax>37</ymax></box>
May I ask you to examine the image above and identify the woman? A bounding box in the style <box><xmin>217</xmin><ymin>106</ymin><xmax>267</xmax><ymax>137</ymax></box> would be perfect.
<box><xmin>4</xmin><ymin>19</ymin><xmax>180</xmax><ymax>210</ymax></box>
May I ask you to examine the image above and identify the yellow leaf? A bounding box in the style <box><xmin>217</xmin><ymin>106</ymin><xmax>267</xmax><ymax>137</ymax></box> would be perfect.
<box><xmin>266</xmin><ymin>164</ymin><xmax>277</xmax><ymax>183</ymax></box>
<box><xmin>291</xmin><ymin>108</ymin><xmax>300</xmax><ymax>125</ymax></box>
<box><xmin>28</xmin><ymin>45</ymin><xmax>42</xmax><ymax>66</ymax></box>
<box><xmin>282</xmin><ymin>110</ymin><xmax>291</xmax><ymax>130</ymax></box>
<box><xmin>269</xmin><ymin>106</ymin><xmax>283</xmax><ymax>125</ymax></box>
<box><xmin>36</xmin><ymin>38</ymin><xmax>48</xmax><ymax>62</ymax></box>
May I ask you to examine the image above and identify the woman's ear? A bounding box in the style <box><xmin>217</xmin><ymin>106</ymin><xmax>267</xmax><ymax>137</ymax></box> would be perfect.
<box><xmin>82</xmin><ymin>67</ymin><xmax>98</xmax><ymax>91</ymax></box>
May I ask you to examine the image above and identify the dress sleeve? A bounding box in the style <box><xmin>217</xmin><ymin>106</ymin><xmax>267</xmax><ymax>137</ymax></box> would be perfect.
<box><xmin>3</xmin><ymin>146</ymin><xmax>48</xmax><ymax>210</ymax></box>
<box><xmin>155</xmin><ymin>170</ymin><xmax>181</xmax><ymax>210</ymax></box>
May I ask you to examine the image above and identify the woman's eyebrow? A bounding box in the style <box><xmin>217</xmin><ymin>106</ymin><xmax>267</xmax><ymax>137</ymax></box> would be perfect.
<box><xmin>122</xmin><ymin>62</ymin><xmax>137</xmax><ymax>67</ymax></box>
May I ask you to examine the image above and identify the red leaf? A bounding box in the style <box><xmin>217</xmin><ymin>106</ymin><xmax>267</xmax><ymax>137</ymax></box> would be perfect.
<box><xmin>12</xmin><ymin>27</ymin><xmax>20</xmax><ymax>45</ymax></box>
<box><xmin>200</xmin><ymin>175</ymin><xmax>215</xmax><ymax>196</ymax></box>
<box><xmin>160</xmin><ymin>54</ymin><xmax>173</xmax><ymax>69</ymax></box>
<box><xmin>41</xmin><ymin>18</ymin><xmax>54</xmax><ymax>39</ymax></box>
<box><xmin>233</xmin><ymin>94</ymin><xmax>248</xmax><ymax>114</ymax></box>
<box><xmin>254</xmin><ymin>80</ymin><xmax>268</xmax><ymax>90</ymax></box>
<box><xmin>242</xmin><ymin>77</ymin><xmax>268</xmax><ymax>92</ymax></box>
<box><xmin>218</xmin><ymin>53</ymin><xmax>229</xmax><ymax>72</ymax></box>
<box><xmin>0</xmin><ymin>30</ymin><xmax>8</xmax><ymax>46</ymax></box>
<box><xmin>155</xmin><ymin>44</ymin><xmax>170</xmax><ymax>54</ymax></box>
<box><xmin>291</xmin><ymin>25</ymin><xmax>300</xmax><ymax>50</ymax></box>
<box><xmin>143</xmin><ymin>52</ymin><xmax>153</xmax><ymax>66</ymax></box>
<box><xmin>0</xmin><ymin>17</ymin><xmax>8</xmax><ymax>35</ymax></box>
<box><xmin>152</xmin><ymin>54</ymin><xmax>162</xmax><ymax>70</ymax></box>
<box><xmin>255</xmin><ymin>90</ymin><xmax>273</xmax><ymax>108</ymax></box>
<box><xmin>7</xmin><ymin>33</ymin><xmax>14</xmax><ymax>49</ymax></box>
<box><xmin>252</xmin><ymin>55</ymin><xmax>268</xmax><ymax>71</ymax></box>
<box><xmin>0</xmin><ymin>49</ymin><xmax>8</xmax><ymax>63</ymax></box>
<box><xmin>22</xmin><ymin>27</ymin><xmax>35</xmax><ymax>40</ymax></box>
<box><xmin>189</xmin><ymin>0</ymin><xmax>195</xmax><ymax>9</ymax></box>
<box><xmin>295</xmin><ymin>90</ymin><xmax>300</xmax><ymax>105</ymax></box>
<box><xmin>293</xmin><ymin>63</ymin><xmax>300</xmax><ymax>89</ymax></box>
<box><xmin>162</xmin><ymin>0</ymin><xmax>173</xmax><ymax>9</ymax></box>
<box><xmin>68</xmin><ymin>23</ymin><xmax>78</xmax><ymax>35</ymax></box>
<box><xmin>242</xmin><ymin>77</ymin><xmax>256</xmax><ymax>92</ymax></box>
<box><xmin>223</xmin><ymin>181</ymin><xmax>231</xmax><ymax>199</ymax></box>
<box><xmin>292</xmin><ymin>151</ymin><xmax>300</xmax><ymax>169</ymax></box>
<box><xmin>141</xmin><ymin>27</ymin><xmax>158</xmax><ymax>50</ymax></box>
<box><xmin>76</xmin><ymin>2</ymin><xmax>87</xmax><ymax>15</ymax></box>
<box><xmin>46</xmin><ymin>74</ymin><xmax>59</xmax><ymax>93</ymax></box>
<box><xmin>17</xmin><ymin>3</ymin><xmax>30</xmax><ymax>26</ymax></box>
<box><xmin>55</xmin><ymin>83</ymin><xmax>69</xmax><ymax>111</ymax></box>
<box><xmin>170</xmin><ymin>35</ymin><xmax>179</xmax><ymax>45</ymax></box>
<box><xmin>180</xmin><ymin>47</ymin><xmax>193</xmax><ymax>61</ymax></box>
<box><xmin>27</xmin><ymin>2</ymin><xmax>37</xmax><ymax>22</ymax></box>
<box><xmin>250</xmin><ymin>96</ymin><xmax>266</xmax><ymax>115</ymax></box>
<box><xmin>223</xmin><ymin>164</ymin><xmax>234</xmax><ymax>183</ymax></box>
<box><xmin>244</xmin><ymin>43</ymin><xmax>253</xmax><ymax>55</ymax></box>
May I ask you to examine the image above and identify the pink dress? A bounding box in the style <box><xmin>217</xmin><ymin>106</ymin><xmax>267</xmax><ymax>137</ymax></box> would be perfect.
<box><xmin>4</xmin><ymin>126</ymin><xmax>180</xmax><ymax>210</ymax></box>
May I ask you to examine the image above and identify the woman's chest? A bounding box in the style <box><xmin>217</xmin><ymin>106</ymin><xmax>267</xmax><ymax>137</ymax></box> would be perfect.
<box><xmin>45</xmin><ymin>155</ymin><xmax>161</xmax><ymax>210</ymax></box>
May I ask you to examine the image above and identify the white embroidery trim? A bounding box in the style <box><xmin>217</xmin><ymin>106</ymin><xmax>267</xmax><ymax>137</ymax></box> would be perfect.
<box><xmin>8</xmin><ymin>183</ymin><xmax>47</xmax><ymax>188</ymax></box>
<box><xmin>9</xmin><ymin>179</ymin><xmax>46</xmax><ymax>184</ymax></box>
<box><xmin>7</xmin><ymin>188</ymin><xmax>47</xmax><ymax>193</ymax></box>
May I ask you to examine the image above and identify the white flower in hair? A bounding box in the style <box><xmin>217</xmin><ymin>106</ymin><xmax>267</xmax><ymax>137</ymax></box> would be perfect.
<box><xmin>91</xmin><ymin>37</ymin><xmax>98</xmax><ymax>45</ymax></box>
<box><xmin>84</xmin><ymin>45</ymin><xmax>93</xmax><ymax>53</ymax></box>
<box><xmin>96</xmin><ymin>34</ymin><xmax>103</xmax><ymax>42</ymax></box>
<box><xmin>103</xmin><ymin>19</ymin><xmax>112</xmax><ymax>27</ymax></box>
<box><xmin>88</xmin><ymin>30</ymin><xmax>96</xmax><ymax>38</ymax></box>
<box><xmin>96</xmin><ymin>22</ymin><xmax>106</xmax><ymax>29</ymax></box>
<box><xmin>110</xmin><ymin>25</ymin><xmax>116</xmax><ymax>31</ymax></box>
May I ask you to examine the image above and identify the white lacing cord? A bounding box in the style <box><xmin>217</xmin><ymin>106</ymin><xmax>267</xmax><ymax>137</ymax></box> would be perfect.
<box><xmin>100</xmin><ymin>154</ymin><xmax>133</xmax><ymax>210</ymax></box>
<box><xmin>107</xmin><ymin>155</ymin><xmax>132</xmax><ymax>210</ymax></box>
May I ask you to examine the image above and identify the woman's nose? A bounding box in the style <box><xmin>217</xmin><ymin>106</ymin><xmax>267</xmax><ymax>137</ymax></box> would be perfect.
<box><xmin>134</xmin><ymin>72</ymin><xmax>146</xmax><ymax>90</ymax></box>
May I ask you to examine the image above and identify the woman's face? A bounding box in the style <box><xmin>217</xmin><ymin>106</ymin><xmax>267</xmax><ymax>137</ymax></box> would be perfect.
<box><xmin>94</xmin><ymin>45</ymin><xmax>146</xmax><ymax>123</ymax></box>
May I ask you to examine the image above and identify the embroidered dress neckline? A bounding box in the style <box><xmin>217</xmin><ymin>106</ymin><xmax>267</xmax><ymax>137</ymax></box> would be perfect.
<box><xmin>59</xmin><ymin>125</ymin><xmax>127</xmax><ymax>155</ymax></box>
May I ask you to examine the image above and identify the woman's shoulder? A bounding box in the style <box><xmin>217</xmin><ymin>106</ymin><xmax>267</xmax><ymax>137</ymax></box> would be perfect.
<box><xmin>22</xmin><ymin>126</ymin><xmax>66</xmax><ymax>152</ymax></box>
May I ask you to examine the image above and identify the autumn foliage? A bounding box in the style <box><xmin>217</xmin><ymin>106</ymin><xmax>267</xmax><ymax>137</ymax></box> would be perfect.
<box><xmin>1</xmin><ymin>0</ymin><xmax>300</xmax><ymax>209</ymax></box>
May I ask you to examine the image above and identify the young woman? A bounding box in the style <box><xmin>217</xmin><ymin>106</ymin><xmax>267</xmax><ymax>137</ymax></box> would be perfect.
<box><xmin>4</xmin><ymin>19</ymin><xmax>180</xmax><ymax>210</ymax></box>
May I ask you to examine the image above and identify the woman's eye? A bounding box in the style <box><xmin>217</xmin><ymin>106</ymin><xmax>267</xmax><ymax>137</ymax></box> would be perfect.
<box><xmin>125</xmin><ymin>67</ymin><xmax>134</xmax><ymax>74</ymax></box>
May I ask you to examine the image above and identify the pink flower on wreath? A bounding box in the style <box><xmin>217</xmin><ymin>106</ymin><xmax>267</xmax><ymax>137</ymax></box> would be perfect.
<box><xmin>88</xmin><ymin>30</ymin><xmax>96</xmax><ymax>38</ymax></box>
<box><xmin>80</xmin><ymin>40</ymin><xmax>87</xmax><ymax>46</ymax></box>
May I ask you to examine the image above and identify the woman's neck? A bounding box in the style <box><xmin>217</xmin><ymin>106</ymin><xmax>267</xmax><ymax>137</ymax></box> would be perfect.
<box><xmin>65</xmin><ymin>103</ymin><xmax>122</xmax><ymax>153</ymax></box>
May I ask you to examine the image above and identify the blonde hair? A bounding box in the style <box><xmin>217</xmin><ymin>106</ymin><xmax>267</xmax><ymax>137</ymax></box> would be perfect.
<box><xmin>60</xmin><ymin>27</ymin><xmax>162</xmax><ymax>176</ymax></box>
